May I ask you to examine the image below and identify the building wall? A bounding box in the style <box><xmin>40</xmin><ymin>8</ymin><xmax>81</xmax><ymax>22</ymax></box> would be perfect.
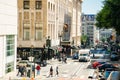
<box><xmin>18</xmin><ymin>0</ymin><xmax>83</xmax><ymax>48</ymax></box>
<box><xmin>0</xmin><ymin>0</ymin><xmax>17</xmax><ymax>77</ymax></box>
<box><xmin>71</xmin><ymin>0</ymin><xmax>82</xmax><ymax>46</ymax></box>
<box><xmin>18</xmin><ymin>0</ymin><xmax>47</xmax><ymax>48</ymax></box>
<box><xmin>81</xmin><ymin>14</ymin><xmax>97</xmax><ymax>46</ymax></box>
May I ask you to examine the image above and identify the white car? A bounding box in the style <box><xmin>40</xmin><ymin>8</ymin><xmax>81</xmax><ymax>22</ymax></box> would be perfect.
<box><xmin>16</xmin><ymin>60</ymin><xmax>31</xmax><ymax>68</ymax></box>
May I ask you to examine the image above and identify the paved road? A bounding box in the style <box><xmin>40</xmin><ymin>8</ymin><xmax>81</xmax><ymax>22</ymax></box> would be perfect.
<box><xmin>40</xmin><ymin>58</ymin><xmax>95</xmax><ymax>80</ymax></box>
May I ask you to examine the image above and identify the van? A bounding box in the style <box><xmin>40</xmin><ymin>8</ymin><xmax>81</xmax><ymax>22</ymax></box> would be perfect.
<box><xmin>78</xmin><ymin>49</ymin><xmax>90</xmax><ymax>62</ymax></box>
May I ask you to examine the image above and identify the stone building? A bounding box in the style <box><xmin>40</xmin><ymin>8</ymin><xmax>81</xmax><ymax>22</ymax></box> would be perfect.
<box><xmin>17</xmin><ymin>0</ymin><xmax>83</xmax><ymax>58</ymax></box>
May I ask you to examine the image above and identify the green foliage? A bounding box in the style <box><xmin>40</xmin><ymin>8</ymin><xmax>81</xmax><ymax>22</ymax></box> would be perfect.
<box><xmin>81</xmin><ymin>35</ymin><xmax>88</xmax><ymax>44</ymax></box>
<box><xmin>96</xmin><ymin>0</ymin><xmax>120</xmax><ymax>34</ymax></box>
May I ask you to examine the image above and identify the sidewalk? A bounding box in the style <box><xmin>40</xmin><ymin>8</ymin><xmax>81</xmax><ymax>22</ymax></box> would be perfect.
<box><xmin>0</xmin><ymin>58</ymin><xmax>72</xmax><ymax>80</ymax></box>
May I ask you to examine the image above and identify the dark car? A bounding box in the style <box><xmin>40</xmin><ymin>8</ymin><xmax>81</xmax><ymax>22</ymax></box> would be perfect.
<box><xmin>97</xmin><ymin>63</ymin><xmax>118</xmax><ymax>71</ymax></box>
<box><xmin>40</xmin><ymin>60</ymin><xmax>47</xmax><ymax>67</ymax></box>
<box><xmin>72</xmin><ymin>52</ymin><xmax>79</xmax><ymax>59</ymax></box>
<box><xmin>36</xmin><ymin>59</ymin><xmax>47</xmax><ymax>67</ymax></box>
<box><xmin>110</xmin><ymin>52</ymin><xmax>119</xmax><ymax>61</ymax></box>
<box><xmin>92</xmin><ymin>61</ymin><xmax>106</xmax><ymax>69</ymax></box>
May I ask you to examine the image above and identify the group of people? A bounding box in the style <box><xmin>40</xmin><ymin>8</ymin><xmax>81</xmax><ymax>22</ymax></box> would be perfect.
<box><xmin>17</xmin><ymin>64</ymin><xmax>59</xmax><ymax>78</ymax></box>
<box><xmin>48</xmin><ymin>66</ymin><xmax>59</xmax><ymax>77</ymax></box>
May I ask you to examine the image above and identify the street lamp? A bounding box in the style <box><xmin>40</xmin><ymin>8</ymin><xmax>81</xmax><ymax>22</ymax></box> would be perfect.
<box><xmin>58</xmin><ymin>31</ymin><xmax>63</xmax><ymax>46</ymax></box>
<box><xmin>30</xmin><ymin>45</ymin><xmax>35</xmax><ymax>78</ymax></box>
<box><xmin>46</xmin><ymin>36</ymin><xmax>51</xmax><ymax>60</ymax></box>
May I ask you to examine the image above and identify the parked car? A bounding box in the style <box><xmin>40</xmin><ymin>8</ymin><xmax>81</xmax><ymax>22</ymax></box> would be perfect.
<box><xmin>34</xmin><ymin>59</ymin><xmax>47</xmax><ymax>67</ymax></box>
<box><xmin>110</xmin><ymin>52</ymin><xmax>119</xmax><ymax>61</ymax></box>
<box><xmin>92</xmin><ymin>61</ymin><xmax>106</xmax><ymax>69</ymax></box>
<box><xmin>16</xmin><ymin>60</ymin><xmax>31</xmax><ymax>68</ymax></box>
<box><xmin>104</xmin><ymin>68</ymin><xmax>116</xmax><ymax>79</ymax></box>
<box><xmin>90</xmin><ymin>49</ymin><xmax>107</xmax><ymax>59</ymax></box>
<box><xmin>72</xmin><ymin>52</ymin><xmax>79</xmax><ymax>59</ymax></box>
<box><xmin>107</xmin><ymin>71</ymin><xmax>120</xmax><ymax>80</ymax></box>
<box><xmin>39</xmin><ymin>60</ymin><xmax>47</xmax><ymax>67</ymax></box>
<box><xmin>97</xmin><ymin>63</ymin><xmax>118</xmax><ymax>72</ymax></box>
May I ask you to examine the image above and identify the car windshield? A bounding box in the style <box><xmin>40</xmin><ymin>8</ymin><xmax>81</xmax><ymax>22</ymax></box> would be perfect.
<box><xmin>19</xmin><ymin>61</ymin><xmax>28</xmax><ymax>63</ymax></box>
<box><xmin>80</xmin><ymin>54</ymin><xmax>88</xmax><ymax>56</ymax></box>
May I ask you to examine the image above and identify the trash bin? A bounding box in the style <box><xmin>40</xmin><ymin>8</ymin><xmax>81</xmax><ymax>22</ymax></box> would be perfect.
<box><xmin>27</xmin><ymin>69</ymin><xmax>31</xmax><ymax>78</ymax></box>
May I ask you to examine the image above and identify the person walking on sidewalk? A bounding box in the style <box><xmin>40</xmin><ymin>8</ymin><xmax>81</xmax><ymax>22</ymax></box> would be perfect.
<box><xmin>36</xmin><ymin>64</ymin><xmax>41</xmax><ymax>75</ymax></box>
<box><xmin>49</xmin><ymin>66</ymin><xmax>53</xmax><ymax>77</ymax></box>
<box><xmin>56</xmin><ymin>66</ymin><xmax>59</xmax><ymax>76</ymax></box>
<box><xmin>17</xmin><ymin>65</ymin><xmax>21</xmax><ymax>76</ymax></box>
<box><xmin>17</xmin><ymin>65</ymin><xmax>23</xmax><ymax>76</ymax></box>
<box><xmin>23</xmin><ymin>65</ymin><xmax>27</xmax><ymax>76</ymax></box>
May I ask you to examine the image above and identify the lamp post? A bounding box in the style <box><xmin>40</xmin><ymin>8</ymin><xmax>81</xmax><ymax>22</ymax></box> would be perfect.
<box><xmin>46</xmin><ymin>36</ymin><xmax>51</xmax><ymax>60</ymax></box>
<box><xmin>58</xmin><ymin>31</ymin><xmax>63</xmax><ymax>46</ymax></box>
<box><xmin>30</xmin><ymin>45</ymin><xmax>35</xmax><ymax>78</ymax></box>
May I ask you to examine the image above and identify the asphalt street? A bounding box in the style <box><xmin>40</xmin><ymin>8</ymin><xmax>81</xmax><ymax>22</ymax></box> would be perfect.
<box><xmin>39</xmin><ymin>58</ymin><xmax>95</xmax><ymax>80</ymax></box>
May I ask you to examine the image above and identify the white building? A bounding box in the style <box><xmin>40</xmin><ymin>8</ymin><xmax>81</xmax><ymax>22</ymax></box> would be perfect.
<box><xmin>81</xmin><ymin>14</ymin><xmax>99</xmax><ymax>46</ymax></box>
<box><xmin>0</xmin><ymin>0</ymin><xmax>17</xmax><ymax>78</ymax></box>
<box><xmin>99</xmin><ymin>29</ymin><xmax>113</xmax><ymax>42</ymax></box>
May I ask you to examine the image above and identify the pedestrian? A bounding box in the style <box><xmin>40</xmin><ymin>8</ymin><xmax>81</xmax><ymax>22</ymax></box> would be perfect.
<box><xmin>21</xmin><ymin>66</ymin><xmax>24</xmax><ymax>77</ymax></box>
<box><xmin>64</xmin><ymin>55</ymin><xmax>67</xmax><ymax>63</ymax></box>
<box><xmin>23</xmin><ymin>65</ymin><xmax>27</xmax><ymax>76</ymax></box>
<box><xmin>93</xmin><ymin>53</ymin><xmax>95</xmax><ymax>58</ymax></box>
<box><xmin>17</xmin><ymin>65</ymin><xmax>24</xmax><ymax>77</ymax></box>
<box><xmin>49</xmin><ymin>66</ymin><xmax>53</xmax><ymax>77</ymax></box>
<box><xmin>56</xmin><ymin>66</ymin><xmax>59</xmax><ymax>76</ymax></box>
<box><xmin>17</xmin><ymin>65</ymin><xmax>21</xmax><ymax>76</ymax></box>
<box><xmin>36</xmin><ymin>64</ymin><xmax>41</xmax><ymax>75</ymax></box>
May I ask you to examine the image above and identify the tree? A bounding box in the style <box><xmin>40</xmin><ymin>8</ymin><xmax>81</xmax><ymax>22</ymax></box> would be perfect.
<box><xmin>81</xmin><ymin>35</ymin><xmax>88</xmax><ymax>46</ymax></box>
<box><xmin>96</xmin><ymin>0</ymin><xmax>120</xmax><ymax>34</ymax></box>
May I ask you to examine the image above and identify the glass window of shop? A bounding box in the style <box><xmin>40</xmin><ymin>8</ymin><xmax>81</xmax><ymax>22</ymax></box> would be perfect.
<box><xmin>6</xmin><ymin>35</ymin><xmax>15</xmax><ymax>56</ymax></box>
<box><xmin>5</xmin><ymin>62</ymin><xmax>14</xmax><ymax>73</ymax></box>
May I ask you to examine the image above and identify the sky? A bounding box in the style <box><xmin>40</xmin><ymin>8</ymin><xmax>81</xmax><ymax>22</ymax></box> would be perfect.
<box><xmin>82</xmin><ymin>0</ymin><xmax>104</xmax><ymax>14</ymax></box>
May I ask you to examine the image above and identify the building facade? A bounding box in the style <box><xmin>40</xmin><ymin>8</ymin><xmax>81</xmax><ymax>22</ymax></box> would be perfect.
<box><xmin>17</xmin><ymin>0</ymin><xmax>83</xmax><ymax>57</ymax></box>
<box><xmin>99</xmin><ymin>29</ymin><xmax>114</xmax><ymax>43</ymax></box>
<box><xmin>81</xmin><ymin>14</ymin><xmax>99</xmax><ymax>46</ymax></box>
<box><xmin>0</xmin><ymin>0</ymin><xmax>17</xmax><ymax>78</ymax></box>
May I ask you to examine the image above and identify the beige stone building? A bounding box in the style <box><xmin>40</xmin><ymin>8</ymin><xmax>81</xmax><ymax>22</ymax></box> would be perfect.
<box><xmin>17</xmin><ymin>0</ymin><xmax>83</xmax><ymax>58</ymax></box>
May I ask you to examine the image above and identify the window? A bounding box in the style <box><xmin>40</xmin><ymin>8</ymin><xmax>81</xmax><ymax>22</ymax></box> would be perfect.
<box><xmin>35</xmin><ymin>29</ymin><xmax>42</xmax><ymax>40</ymax></box>
<box><xmin>53</xmin><ymin>4</ymin><xmax>55</xmax><ymax>12</ymax></box>
<box><xmin>5</xmin><ymin>62</ymin><xmax>14</xmax><ymax>73</ymax></box>
<box><xmin>48</xmin><ymin>2</ymin><xmax>50</xmax><ymax>10</ymax></box>
<box><xmin>36</xmin><ymin>1</ymin><xmax>42</xmax><ymax>9</ymax></box>
<box><xmin>24</xmin><ymin>0</ymin><xmax>30</xmax><ymax>9</ymax></box>
<box><xmin>35</xmin><ymin>24</ymin><xmax>43</xmax><ymax>40</ymax></box>
<box><xmin>51</xmin><ymin>3</ymin><xmax>52</xmax><ymax>10</ymax></box>
<box><xmin>23</xmin><ymin>28</ymin><xmax>30</xmax><ymax>40</ymax></box>
<box><xmin>6</xmin><ymin>35</ymin><xmax>15</xmax><ymax>56</ymax></box>
<box><xmin>23</xmin><ymin>24</ymin><xmax>30</xmax><ymax>40</ymax></box>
